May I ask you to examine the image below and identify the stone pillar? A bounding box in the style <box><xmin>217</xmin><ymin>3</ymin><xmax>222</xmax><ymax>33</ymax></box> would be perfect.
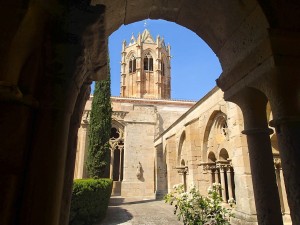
<box><xmin>227</xmin><ymin>87</ymin><xmax>283</xmax><ymax>225</ymax></box>
<box><xmin>274</xmin><ymin>159</ymin><xmax>284</xmax><ymax>213</ymax></box>
<box><xmin>110</xmin><ymin>149</ymin><xmax>114</xmax><ymax>180</ymax></box>
<box><xmin>271</xmin><ymin>118</ymin><xmax>300</xmax><ymax>224</ymax></box>
<box><xmin>279</xmin><ymin>168</ymin><xmax>290</xmax><ymax>215</ymax></box>
<box><xmin>208</xmin><ymin>169</ymin><xmax>214</xmax><ymax>186</ymax></box>
<box><xmin>119</xmin><ymin>147</ymin><xmax>123</xmax><ymax>181</ymax></box>
<box><xmin>255</xmin><ymin>30</ymin><xmax>300</xmax><ymax>225</ymax></box>
<box><xmin>74</xmin><ymin>122</ymin><xmax>89</xmax><ymax>179</ymax></box>
<box><xmin>59</xmin><ymin>82</ymin><xmax>91</xmax><ymax>225</ymax></box>
<box><xmin>227</xmin><ymin>167</ymin><xmax>233</xmax><ymax>200</ymax></box>
<box><xmin>219</xmin><ymin>166</ymin><xmax>227</xmax><ymax>202</ymax></box>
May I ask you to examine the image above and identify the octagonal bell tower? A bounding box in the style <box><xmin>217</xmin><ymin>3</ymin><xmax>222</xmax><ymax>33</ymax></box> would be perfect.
<box><xmin>120</xmin><ymin>29</ymin><xmax>171</xmax><ymax>99</ymax></box>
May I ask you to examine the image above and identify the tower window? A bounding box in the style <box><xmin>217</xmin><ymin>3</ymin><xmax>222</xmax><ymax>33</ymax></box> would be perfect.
<box><xmin>144</xmin><ymin>53</ymin><xmax>153</xmax><ymax>71</ymax></box>
<box><xmin>161</xmin><ymin>62</ymin><xmax>165</xmax><ymax>76</ymax></box>
<box><xmin>129</xmin><ymin>56</ymin><xmax>136</xmax><ymax>73</ymax></box>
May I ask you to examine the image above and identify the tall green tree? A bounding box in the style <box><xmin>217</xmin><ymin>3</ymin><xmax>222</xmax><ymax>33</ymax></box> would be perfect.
<box><xmin>86</xmin><ymin>60</ymin><xmax>112</xmax><ymax>178</ymax></box>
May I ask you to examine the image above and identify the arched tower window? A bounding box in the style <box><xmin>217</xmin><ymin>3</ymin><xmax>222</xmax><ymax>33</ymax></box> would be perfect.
<box><xmin>161</xmin><ymin>61</ymin><xmax>165</xmax><ymax>76</ymax></box>
<box><xmin>144</xmin><ymin>53</ymin><xmax>153</xmax><ymax>71</ymax></box>
<box><xmin>129</xmin><ymin>56</ymin><xmax>136</xmax><ymax>73</ymax></box>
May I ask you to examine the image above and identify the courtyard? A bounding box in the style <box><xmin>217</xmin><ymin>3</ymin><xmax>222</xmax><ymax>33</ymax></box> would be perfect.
<box><xmin>99</xmin><ymin>197</ymin><xmax>183</xmax><ymax>225</ymax></box>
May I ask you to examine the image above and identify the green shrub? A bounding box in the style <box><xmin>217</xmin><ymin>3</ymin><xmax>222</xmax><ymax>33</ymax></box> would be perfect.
<box><xmin>69</xmin><ymin>178</ymin><xmax>113</xmax><ymax>225</ymax></box>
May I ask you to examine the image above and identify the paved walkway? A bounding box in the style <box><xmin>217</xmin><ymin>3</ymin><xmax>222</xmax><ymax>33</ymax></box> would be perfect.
<box><xmin>98</xmin><ymin>196</ymin><xmax>183</xmax><ymax>225</ymax></box>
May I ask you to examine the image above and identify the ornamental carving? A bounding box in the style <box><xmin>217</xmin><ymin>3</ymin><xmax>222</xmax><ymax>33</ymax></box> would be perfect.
<box><xmin>112</xmin><ymin>111</ymin><xmax>128</xmax><ymax>120</ymax></box>
<box><xmin>109</xmin><ymin>126</ymin><xmax>124</xmax><ymax>151</ymax></box>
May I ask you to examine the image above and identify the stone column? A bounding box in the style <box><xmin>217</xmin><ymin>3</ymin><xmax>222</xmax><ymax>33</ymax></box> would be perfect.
<box><xmin>226</xmin><ymin>87</ymin><xmax>283</xmax><ymax>225</ymax></box>
<box><xmin>274</xmin><ymin>159</ymin><xmax>284</xmax><ymax>213</ymax></box>
<box><xmin>219</xmin><ymin>166</ymin><xmax>227</xmax><ymax>202</ymax></box>
<box><xmin>119</xmin><ymin>147</ymin><xmax>123</xmax><ymax>181</ymax></box>
<box><xmin>227</xmin><ymin>167</ymin><xmax>233</xmax><ymax>200</ymax></box>
<box><xmin>74</xmin><ymin>122</ymin><xmax>89</xmax><ymax>178</ymax></box>
<box><xmin>110</xmin><ymin>148</ymin><xmax>114</xmax><ymax>180</ymax></box>
<box><xmin>208</xmin><ymin>169</ymin><xmax>214</xmax><ymax>186</ymax></box>
<box><xmin>255</xmin><ymin>30</ymin><xmax>300</xmax><ymax>225</ymax></box>
<box><xmin>279</xmin><ymin>168</ymin><xmax>290</xmax><ymax>215</ymax></box>
<box><xmin>270</xmin><ymin>117</ymin><xmax>300</xmax><ymax>224</ymax></box>
<box><xmin>60</xmin><ymin>82</ymin><xmax>91</xmax><ymax>225</ymax></box>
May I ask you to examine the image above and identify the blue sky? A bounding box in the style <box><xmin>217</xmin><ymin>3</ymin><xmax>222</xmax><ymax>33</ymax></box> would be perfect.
<box><xmin>105</xmin><ymin>19</ymin><xmax>222</xmax><ymax>101</ymax></box>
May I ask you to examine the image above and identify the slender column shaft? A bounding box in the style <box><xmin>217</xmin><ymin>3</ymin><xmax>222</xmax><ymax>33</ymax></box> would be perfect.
<box><xmin>208</xmin><ymin>170</ymin><xmax>213</xmax><ymax>186</ymax></box>
<box><xmin>219</xmin><ymin>167</ymin><xmax>227</xmax><ymax>202</ymax></box>
<box><xmin>109</xmin><ymin>149</ymin><xmax>114</xmax><ymax>180</ymax></box>
<box><xmin>274</xmin><ymin>120</ymin><xmax>300</xmax><ymax>224</ymax></box>
<box><xmin>118</xmin><ymin>149</ymin><xmax>123</xmax><ymax>181</ymax></box>
<box><xmin>227</xmin><ymin>168</ymin><xmax>233</xmax><ymax>200</ymax></box>
<box><xmin>275</xmin><ymin>166</ymin><xmax>285</xmax><ymax>213</ymax></box>
<box><xmin>183</xmin><ymin>173</ymin><xmax>187</xmax><ymax>192</ymax></box>
<box><xmin>211</xmin><ymin>170</ymin><xmax>215</xmax><ymax>184</ymax></box>
<box><xmin>279</xmin><ymin>168</ymin><xmax>290</xmax><ymax>215</ymax></box>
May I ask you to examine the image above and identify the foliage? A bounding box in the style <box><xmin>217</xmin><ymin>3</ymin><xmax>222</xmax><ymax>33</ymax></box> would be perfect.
<box><xmin>86</xmin><ymin>57</ymin><xmax>112</xmax><ymax>178</ymax></box>
<box><xmin>164</xmin><ymin>183</ymin><xmax>234</xmax><ymax>225</ymax></box>
<box><xmin>69</xmin><ymin>178</ymin><xmax>113</xmax><ymax>225</ymax></box>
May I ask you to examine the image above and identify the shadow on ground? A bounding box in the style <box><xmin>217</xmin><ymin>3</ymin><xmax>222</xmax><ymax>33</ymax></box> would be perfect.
<box><xmin>109</xmin><ymin>197</ymin><xmax>159</xmax><ymax>206</ymax></box>
<box><xmin>98</xmin><ymin>206</ymin><xmax>133</xmax><ymax>225</ymax></box>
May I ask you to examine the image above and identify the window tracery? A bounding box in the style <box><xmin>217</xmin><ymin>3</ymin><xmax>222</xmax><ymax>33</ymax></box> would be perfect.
<box><xmin>109</xmin><ymin>126</ymin><xmax>124</xmax><ymax>182</ymax></box>
<box><xmin>161</xmin><ymin>61</ymin><xmax>165</xmax><ymax>76</ymax></box>
<box><xmin>129</xmin><ymin>55</ymin><xmax>136</xmax><ymax>73</ymax></box>
<box><xmin>144</xmin><ymin>53</ymin><xmax>153</xmax><ymax>71</ymax></box>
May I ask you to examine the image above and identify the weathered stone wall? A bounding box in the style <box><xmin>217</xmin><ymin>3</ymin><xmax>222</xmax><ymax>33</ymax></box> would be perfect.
<box><xmin>154</xmin><ymin>87</ymin><xmax>258</xmax><ymax>224</ymax></box>
<box><xmin>75</xmin><ymin>96</ymin><xmax>195</xmax><ymax>198</ymax></box>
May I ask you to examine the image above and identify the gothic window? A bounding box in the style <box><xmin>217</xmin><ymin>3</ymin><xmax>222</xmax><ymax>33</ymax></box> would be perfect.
<box><xmin>161</xmin><ymin>62</ymin><xmax>165</xmax><ymax>76</ymax></box>
<box><xmin>144</xmin><ymin>53</ymin><xmax>153</xmax><ymax>71</ymax></box>
<box><xmin>129</xmin><ymin>56</ymin><xmax>136</xmax><ymax>73</ymax></box>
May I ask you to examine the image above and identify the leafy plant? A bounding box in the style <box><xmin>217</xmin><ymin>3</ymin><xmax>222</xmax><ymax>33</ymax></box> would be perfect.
<box><xmin>164</xmin><ymin>183</ymin><xmax>234</xmax><ymax>225</ymax></box>
<box><xmin>69</xmin><ymin>179</ymin><xmax>113</xmax><ymax>225</ymax></box>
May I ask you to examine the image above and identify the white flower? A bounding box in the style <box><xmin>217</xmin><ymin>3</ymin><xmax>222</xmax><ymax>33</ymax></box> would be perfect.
<box><xmin>207</xmin><ymin>186</ymin><xmax>213</xmax><ymax>193</ymax></box>
<box><xmin>228</xmin><ymin>198</ymin><xmax>235</xmax><ymax>204</ymax></box>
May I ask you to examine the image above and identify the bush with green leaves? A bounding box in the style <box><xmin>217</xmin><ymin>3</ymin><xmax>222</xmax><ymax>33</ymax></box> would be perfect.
<box><xmin>164</xmin><ymin>183</ymin><xmax>234</xmax><ymax>225</ymax></box>
<box><xmin>69</xmin><ymin>178</ymin><xmax>113</xmax><ymax>225</ymax></box>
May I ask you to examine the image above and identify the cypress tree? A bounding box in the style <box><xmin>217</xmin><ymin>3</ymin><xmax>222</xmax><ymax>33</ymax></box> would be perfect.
<box><xmin>86</xmin><ymin>59</ymin><xmax>112</xmax><ymax>178</ymax></box>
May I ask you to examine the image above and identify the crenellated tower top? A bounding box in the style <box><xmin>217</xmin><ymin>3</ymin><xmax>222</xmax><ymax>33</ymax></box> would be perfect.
<box><xmin>120</xmin><ymin>29</ymin><xmax>171</xmax><ymax>99</ymax></box>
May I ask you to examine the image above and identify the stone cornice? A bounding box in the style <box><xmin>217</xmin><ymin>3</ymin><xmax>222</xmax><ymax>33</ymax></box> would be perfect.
<box><xmin>112</xmin><ymin>111</ymin><xmax>128</xmax><ymax>120</ymax></box>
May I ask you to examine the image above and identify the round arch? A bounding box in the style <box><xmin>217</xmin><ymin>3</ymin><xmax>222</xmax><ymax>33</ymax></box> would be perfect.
<box><xmin>208</xmin><ymin>151</ymin><xmax>217</xmax><ymax>163</ymax></box>
<box><xmin>177</xmin><ymin>130</ymin><xmax>186</xmax><ymax>166</ymax></box>
<box><xmin>104</xmin><ymin>1</ymin><xmax>270</xmax><ymax>77</ymax></box>
<box><xmin>202</xmin><ymin>110</ymin><xmax>227</xmax><ymax>161</ymax></box>
<box><xmin>219</xmin><ymin>148</ymin><xmax>229</xmax><ymax>161</ymax></box>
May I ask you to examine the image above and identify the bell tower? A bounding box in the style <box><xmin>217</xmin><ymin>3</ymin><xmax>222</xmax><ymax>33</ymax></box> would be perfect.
<box><xmin>120</xmin><ymin>29</ymin><xmax>171</xmax><ymax>99</ymax></box>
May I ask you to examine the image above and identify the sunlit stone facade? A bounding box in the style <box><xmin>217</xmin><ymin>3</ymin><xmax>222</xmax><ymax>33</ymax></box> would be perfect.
<box><xmin>75</xmin><ymin>30</ymin><xmax>291</xmax><ymax>225</ymax></box>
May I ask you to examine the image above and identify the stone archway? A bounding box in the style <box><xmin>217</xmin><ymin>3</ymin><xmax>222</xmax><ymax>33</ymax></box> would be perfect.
<box><xmin>1</xmin><ymin>1</ymin><xmax>300</xmax><ymax>225</ymax></box>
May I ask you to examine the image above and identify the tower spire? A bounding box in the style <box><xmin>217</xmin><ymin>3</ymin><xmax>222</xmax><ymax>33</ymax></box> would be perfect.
<box><xmin>120</xmin><ymin>30</ymin><xmax>171</xmax><ymax>99</ymax></box>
